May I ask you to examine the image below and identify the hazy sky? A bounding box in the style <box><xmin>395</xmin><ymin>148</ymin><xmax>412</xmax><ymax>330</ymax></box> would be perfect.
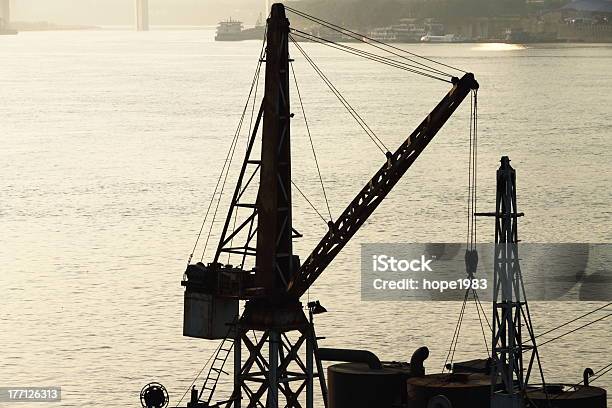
<box><xmin>10</xmin><ymin>0</ymin><xmax>272</xmax><ymax>25</ymax></box>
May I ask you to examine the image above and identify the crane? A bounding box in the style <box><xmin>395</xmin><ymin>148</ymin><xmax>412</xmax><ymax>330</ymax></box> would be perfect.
<box><xmin>179</xmin><ymin>4</ymin><xmax>479</xmax><ymax>408</ymax></box>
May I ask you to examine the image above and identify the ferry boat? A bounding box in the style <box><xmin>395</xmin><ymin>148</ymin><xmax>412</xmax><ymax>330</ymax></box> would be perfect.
<box><xmin>369</xmin><ymin>20</ymin><xmax>455</xmax><ymax>43</ymax></box>
<box><xmin>368</xmin><ymin>26</ymin><xmax>400</xmax><ymax>42</ymax></box>
<box><xmin>420</xmin><ymin>33</ymin><xmax>463</xmax><ymax>43</ymax></box>
<box><xmin>369</xmin><ymin>22</ymin><xmax>425</xmax><ymax>43</ymax></box>
<box><xmin>215</xmin><ymin>16</ymin><xmax>265</xmax><ymax>41</ymax></box>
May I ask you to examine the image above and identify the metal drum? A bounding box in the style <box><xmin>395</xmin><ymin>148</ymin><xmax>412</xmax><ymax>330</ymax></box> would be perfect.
<box><xmin>327</xmin><ymin>362</ymin><xmax>412</xmax><ymax>408</ymax></box>
<box><xmin>526</xmin><ymin>384</ymin><xmax>607</xmax><ymax>408</ymax></box>
<box><xmin>406</xmin><ymin>373</ymin><xmax>491</xmax><ymax>408</ymax></box>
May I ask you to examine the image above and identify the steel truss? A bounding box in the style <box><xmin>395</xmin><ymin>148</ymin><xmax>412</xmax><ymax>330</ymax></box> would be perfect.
<box><xmin>477</xmin><ymin>156</ymin><xmax>547</xmax><ymax>408</ymax></box>
<box><xmin>226</xmin><ymin>309</ymin><xmax>327</xmax><ymax>408</ymax></box>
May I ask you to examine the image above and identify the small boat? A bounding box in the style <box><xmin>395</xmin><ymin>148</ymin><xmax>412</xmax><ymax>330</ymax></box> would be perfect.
<box><xmin>420</xmin><ymin>33</ymin><xmax>462</xmax><ymax>43</ymax></box>
<box><xmin>215</xmin><ymin>15</ymin><xmax>265</xmax><ymax>41</ymax></box>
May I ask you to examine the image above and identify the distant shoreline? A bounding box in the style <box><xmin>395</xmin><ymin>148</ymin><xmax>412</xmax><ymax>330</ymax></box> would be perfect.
<box><xmin>10</xmin><ymin>21</ymin><xmax>101</xmax><ymax>31</ymax></box>
<box><xmin>8</xmin><ymin>22</ymin><xmax>222</xmax><ymax>32</ymax></box>
<box><xmin>5</xmin><ymin>23</ymin><xmax>612</xmax><ymax>43</ymax></box>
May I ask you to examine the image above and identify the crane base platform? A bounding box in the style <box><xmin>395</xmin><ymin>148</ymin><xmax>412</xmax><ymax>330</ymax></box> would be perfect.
<box><xmin>240</xmin><ymin>299</ymin><xmax>308</xmax><ymax>331</ymax></box>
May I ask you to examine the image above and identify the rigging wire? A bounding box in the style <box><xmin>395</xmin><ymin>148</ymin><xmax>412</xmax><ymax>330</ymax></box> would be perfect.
<box><xmin>189</xmin><ymin>28</ymin><xmax>267</xmax><ymax>265</ymax></box>
<box><xmin>472</xmin><ymin>289</ymin><xmax>490</xmax><ymax>357</ymax></box>
<box><xmin>533</xmin><ymin>302</ymin><xmax>611</xmax><ymax>340</ymax></box>
<box><xmin>227</xmin><ymin>42</ymin><xmax>265</xmax><ymax>265</ymax></box>
<box><xmin>284</xmin><ymin>6</ymin><xmax>466</xmax><ymax>75</ymax></box>
<box><xmin>290</xmin><ymin>35</ymin><xmax>389</xmax><ymax>155</ymax></box>
<box><xmin>466</xmin><ymin>93</ymin><xmax>474</xmax><ymax>249</ymax></box>
<box><xmin>593</xmin><ymin>362</ymin><xmax>612</xmax><ymax>377</ymax></box>
<box><xmin>201</xmin><ymin>63</ymin><xmax>262</xmax><ymax>262</ymax></box>
<box><xmin>443</xmin><ymin>289</ymin><xmax>469</xmax><ymax>372</ymax></box>
<box><xmin>443</xmin><ymin>90</ymin><xmax>488</xmax><ymax>371</ymax></box>
<box><xmin>465</xmin><ymin>90</ymin><xmax>479</xmax><ymax>250</ymax></box>
<box><xmin>536</xmin><ymin>312</ymin><xmax>612</xmax><ymax>348</ymax></box>
<box><xmin>466</xmin><ymin>91</ymin><xmax>487</xmax><ymax>354</ymax></box>
<box><xmin>198</xmin><ymin>38</ymin><xmax>266</xmax><ymax>262</ymax></box>
<box><xmin>473</xmin><ymin>287</ymin><xmax>491</xmax><ymax>330</ymax></box>
<box><xmin>290</xmin><ymin>60</ymin><xmax>333</xmax><ymax>222</ymax></box>
<box><xmin>189</xmin><ymin>33</ymin><xmax>266</xmax><ymax>264</ymax></box>
<box><xmin>591</xmin><ymin>362</ymin><xmax>612</xmax><ymax>383</ymax></box>
<box><xmin>292</xmin><ymin>180</ymin><xmax>329</xmax><ymax>225</ymax></box>
<box><xmin>188</xmin><ymin>145</ymin><xmax>236</xmax><ymax>265</ymax></box>
<box><xmin>290</xmin><ymin>29</ymin><xmax>452</xmax><ymax>83</ymax></box>
<box><xmin>467</xmin><ymin>90</ymin><xmax>489</xmax><ymax>352</ymax></box>
<box><xmin>471</xmin><ymin>91</ymin><xmax>478</xmax><ymax>246</ymax></box>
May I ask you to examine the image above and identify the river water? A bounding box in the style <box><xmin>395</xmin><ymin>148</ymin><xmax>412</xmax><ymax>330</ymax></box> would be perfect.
<box><xmin>1</xmin><ymin>28</ymin><xmax>610</xmax><ymax>406</ymax></box>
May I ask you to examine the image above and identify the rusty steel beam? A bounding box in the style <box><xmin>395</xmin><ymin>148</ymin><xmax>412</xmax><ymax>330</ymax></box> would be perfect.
<box><xmin>287</xmin><ymin>73</ymin><xmax>479</xmax><ymax>299</ymax></box>
<box><xmin>255</xmin><ymin>3</ymin><xmax>295</xmax><ymax>297</ymax></box>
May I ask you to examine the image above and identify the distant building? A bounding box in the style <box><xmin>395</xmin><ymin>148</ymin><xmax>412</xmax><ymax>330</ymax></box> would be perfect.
<box><xmin>562</xmin><ymin>0</ymin><xmax>612</xmax><ymax>15</ymax></box>
<box><xmin>444</xmin><ymin>16</ymin><xmax>525</xmax><ymax>41</ymax></box>
<box><xmin>553</xmin><ymin>0</ymin><xmax>612</xmax><ymax>41</ymax></box>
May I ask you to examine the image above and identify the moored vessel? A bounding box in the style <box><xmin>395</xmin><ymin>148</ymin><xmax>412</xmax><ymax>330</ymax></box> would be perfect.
<box><xmin>215</xmin><ymin>16</ymin><xmax>264</xmax><ymax>41</ymax></box>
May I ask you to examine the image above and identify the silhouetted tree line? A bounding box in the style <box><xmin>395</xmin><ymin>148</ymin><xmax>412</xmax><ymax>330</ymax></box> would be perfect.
<box><xmin>291</xmin><ymin>0</ymin><xmax>570</xmax><ymax>28</ymax></box>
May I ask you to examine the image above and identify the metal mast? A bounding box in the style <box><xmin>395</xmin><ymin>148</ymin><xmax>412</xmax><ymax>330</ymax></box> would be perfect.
<box><xmin>255</xmin><ymin>2</ymin><xmax>294</xmax><ymax>298</ymax></box>
<box><xmin>231</xmin><ymin>5</ymin><xmax>323</xmax><ymax>408</ymax></box>
<box><xmin>478</xmin><ymin>156</ymin><xmax>545</xmax><ymax>408</ymax></box>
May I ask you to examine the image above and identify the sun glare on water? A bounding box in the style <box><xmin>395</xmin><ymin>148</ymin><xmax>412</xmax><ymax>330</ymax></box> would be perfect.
<box><xmin>474</xmin><ymin>43</ymin><xmax>527</xmax><ymax>51</ymax></box>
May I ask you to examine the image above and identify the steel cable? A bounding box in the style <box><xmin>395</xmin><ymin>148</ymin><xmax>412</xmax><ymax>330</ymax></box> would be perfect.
<box><xmin>189</xmin><ymin>33</ymin><xmax>266</xmax><ymax>264</ymax></box>
<box><xmin>591</xmin><ymin>363</ymin><xmax>612</xmax><ymax>383</ymax></box>
<box><xmin>534</xmin><ymin>302</ymin><xmax>611</xmax><ymax>340</ymax></box>
<box><xmin>291</xmin><ymin>61</ymin><xmax>333</xmax><ymax>222</ymax></box>
<box><xmin>292</xmin><ymin>180</ymin><xmax>329</xmax><ymax>225</ymax></box>
<box><xmin>290</xmin><ymin>29</ymin><xmax>453</xmax><ymax>82</ymax></box>
<box><xmin>199</xmin><ymin>39</ymin><xmax>266</xmax><ymax>262</ymax></box>
<box><xmin>472</xmin><ymin>289</ymin><xmax>490</xmax><ymax>357</ymax></box>
<box><xmin>537</xmin><ymin>313</ymin><xmax>612</xmax><ymax>348</ymax></box>
<box><xmin>285</xmin><ymin>6</ymin><xmax>466</xmax><ymax>75</ymax></box>
<box><xmin>443</xmin><ymin>289</ymin><xmax>470</xmax><ymax>372</ymax></box>
<box><xmin>290</xmin><ymin>35</ymin><xmax>389</xmax><ymax>155</ymax></box>
<box><xmin>227</xmin><ymin>40</ymin><xmax>265</xmax><ymax>265</ymax></box>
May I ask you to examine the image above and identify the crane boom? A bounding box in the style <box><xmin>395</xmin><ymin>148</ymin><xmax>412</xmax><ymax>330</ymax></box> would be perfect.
<box><xmin>287</xmin><ymin>73</ymin><xmax>479</xmax><ymax>299</ymax></box>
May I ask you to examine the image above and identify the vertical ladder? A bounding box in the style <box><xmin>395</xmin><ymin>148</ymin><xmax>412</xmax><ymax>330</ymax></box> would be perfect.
<box><xmin>198</xmin><ymin>323</ymin><xmax>237</xmax><ymax>406</ymax></box>
<box><xmin>311</xmin><ymin>325</ymin><xmax>329</xmax><ymax>408</ymax></box>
